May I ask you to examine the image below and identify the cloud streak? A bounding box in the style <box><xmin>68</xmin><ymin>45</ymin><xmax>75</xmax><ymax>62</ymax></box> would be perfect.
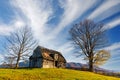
<box><xmin>11</xmin><ymin>0</ymin><xmax>56</xmax><ymax>47</ymax></box>
<box><xmin>51</xmin><ymin>0</ymin><xmax>97</xmax><ymax>38</ymax></box>
<box><xmin>0</xmin><ymin>18</ymin><xmax>25</xmax><ymax>36</ymax></box>
<box><xmin>103</xmin><ymin>18</ymin><xmax>120</xmax><ymax>30</ymax></box>
<box><xmin>104</xmin><ymin>42</ymin><xmax>120</xmax><ymax>51</ymax></box>
<box><xmin>0</xmin><ymin>25</ymin><xmax>13</xmax><ymax>36</ymax></box>
<box><xmin>101</xmin><ymin>42</ymin><xmax>120</xmax><ymax>70</ymax></box>
<box><xmin>88</xmin><ymin>0</ymin><xmax>120</xmax><ymax>21</ymax></box>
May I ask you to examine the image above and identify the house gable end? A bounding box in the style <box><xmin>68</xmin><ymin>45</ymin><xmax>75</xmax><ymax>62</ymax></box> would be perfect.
<box><xmin>32</xmin><ymin>46</ymin><xmax>43</xmax><ymax>58</ymax></box>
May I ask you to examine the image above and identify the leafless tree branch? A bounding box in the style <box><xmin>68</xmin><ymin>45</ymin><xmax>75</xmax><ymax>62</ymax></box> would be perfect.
<box><xmin>69</xmin><ymin>19</ymin><xmax>108</xmax><ymax>72</ymax></box>
<box><xmin>4</xmin><ymin>26</ymin><xmax>38</xmax><ymax>68</ymax></box>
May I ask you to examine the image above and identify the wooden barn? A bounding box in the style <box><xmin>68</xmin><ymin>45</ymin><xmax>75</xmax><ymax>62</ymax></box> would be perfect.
<box><xmin>29</xmin><ymin>46</ymin><xmax>66</xmax><ymax>68</ymax></box>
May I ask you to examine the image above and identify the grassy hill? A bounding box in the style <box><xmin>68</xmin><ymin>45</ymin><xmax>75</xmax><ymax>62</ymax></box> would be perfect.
<box><xmin>0</xmin><ymin>68</ymin><xmax>120</xmax><ymax>80</ymax></box>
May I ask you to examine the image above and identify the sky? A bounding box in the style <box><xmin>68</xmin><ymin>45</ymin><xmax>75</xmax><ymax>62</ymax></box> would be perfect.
<box><xmin>0</xmin><ymin>0</ymin><xmax>120</xmax><ymax>71</ymax></box>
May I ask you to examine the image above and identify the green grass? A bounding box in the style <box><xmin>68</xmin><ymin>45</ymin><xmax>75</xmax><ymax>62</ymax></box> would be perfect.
<box><xmin>0</xmin><ymin>68</ymin><xmax>119</xmax><ymax>80</ymax></box>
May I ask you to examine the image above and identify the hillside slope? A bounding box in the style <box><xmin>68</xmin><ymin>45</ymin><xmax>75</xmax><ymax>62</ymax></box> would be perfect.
<box><xmin>0</xmin><ymin>68</ymin><xmax>120</xmax><ymax>80</ymax></box>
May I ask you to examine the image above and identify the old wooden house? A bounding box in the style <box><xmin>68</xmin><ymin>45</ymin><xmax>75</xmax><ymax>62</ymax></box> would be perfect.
<box><xmin>29</xmin><ymin>46</ymin><xmax>66</xmax><ymax>68</ymax></box>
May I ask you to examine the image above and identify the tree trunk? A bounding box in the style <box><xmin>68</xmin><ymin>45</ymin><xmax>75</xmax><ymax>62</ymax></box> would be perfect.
<box><xmin>15</xmin><ymin>54</ymin><xmax>20</xmax><ymax>69</ymax></box>
<box><xmin>15</xmin><ymin>62</ymin><xmax>19</xmax><ymax>69</ymax></box>
<box><xmin>89</xmin><ymin>58</ymin><xmax>93</xmax><ymax>72</ymax></box>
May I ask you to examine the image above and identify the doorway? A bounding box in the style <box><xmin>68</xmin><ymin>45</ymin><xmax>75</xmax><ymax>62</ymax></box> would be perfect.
<box><xmin>55</xmin><ymin>61</ymin><xmax>58</xmax><ymax>67</ymax></box>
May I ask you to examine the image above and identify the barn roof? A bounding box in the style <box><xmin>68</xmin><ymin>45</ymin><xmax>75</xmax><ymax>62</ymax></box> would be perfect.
<box><xmin>31</xmin><ymin>46</ymin><xmax>66</xmax><ymax>62</ymax></box>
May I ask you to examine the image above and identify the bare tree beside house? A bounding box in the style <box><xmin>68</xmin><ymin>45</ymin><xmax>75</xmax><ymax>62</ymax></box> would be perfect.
<box><xmin>2</xmin><ymin>56</ymin><xmax>15</xmax><ymax>68</ymax></box>
<box><xmin>69</xmin><ymin>19</ymin><xmax>108</xmax><ymax>72</ymax></box>
<box><xmin>4</xmin><ymin>27</ymin><xmax>38</xmax><ymax>68</ymax></box>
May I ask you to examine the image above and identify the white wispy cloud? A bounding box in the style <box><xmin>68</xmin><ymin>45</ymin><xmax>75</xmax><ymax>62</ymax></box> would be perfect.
<box><xmin>103</xmin><ymin>18</ymin><xmax>120</xmax><ymax>30</ymax></box>
<box><xmin>57</xmin><ymin>41</ymin><xmax>74</xmax><ymax>54</ymax></box>
<box><xmin>104</xmin><ymin>42</ymin><xmax>120</xmax><ymax>51</ymax></box>
<box><xmin>101</xmin><ymin>42</ymin><xmax>120</xmax><ymax>70</ymax></box>
<box><xmin>0</xmin><ymin>18</ymin><xmax>25</xmax><ymax>36</ymax></box>
<box><xmin>95</xmin><ymin>6</ymin><xmax>120</xmax><ymax>22</ymax></box>
<box><xmin>11</xmin><ymin>0</ymin><xmax>56</xmax><ymax>47</ymax></box>
<box><xmin>51</xmin><ymin>0</ymin><xmax>97</xmax><ymax>38</ymax></box>
<box><xmin>0</xmin><ymin>25</ymin><xmax>13</xmax><ymax>36</ymax></box>
<box><xmin>88</xmin><ymin>0</ymin><xmax>120</xmax><ymax>21</ymax></box>
<box><xmin>87</xmin><ymin>0</ymin><xmax>120</xmax><ymax>31</ymax></box>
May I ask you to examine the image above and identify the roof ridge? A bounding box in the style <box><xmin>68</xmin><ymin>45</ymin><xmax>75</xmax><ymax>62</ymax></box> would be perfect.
<box><xmin>37</xmin><ymin>46</ymin><xmax>61</xmax><ymax>54</ymax></box>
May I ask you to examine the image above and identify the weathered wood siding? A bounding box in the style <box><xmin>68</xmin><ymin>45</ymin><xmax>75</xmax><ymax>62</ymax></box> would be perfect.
<box><xmin>29</xmin><ymin>58</ymin><xmax>43</xmax><ymax>68</ymax></box>
<box><xmin>29</xmin><ymin>49</ymin><xmax>43</xmax><ymax>68</ymax></box>
<box><xmin>42</xmin><ymin>60</ymin><xmax>54</xmax><ymax>68</ymax></box>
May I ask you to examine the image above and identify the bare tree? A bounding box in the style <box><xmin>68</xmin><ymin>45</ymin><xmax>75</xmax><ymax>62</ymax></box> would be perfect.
<box><xmin>5</xmin><ymin>27</ymin><xmax>38</xmax><ymax>68</ymax></box>
<box><xmin>3</xmin><ymin>56</ymin><xmax>16</xmax><ymax>68</ymax></box>
<box><xmin>69</xmin><ymin>20</ymin><xmax>107</xmax><ymax>72</ymax></box>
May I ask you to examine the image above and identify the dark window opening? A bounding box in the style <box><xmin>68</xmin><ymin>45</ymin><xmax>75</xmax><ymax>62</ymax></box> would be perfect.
<box><xmin>55</xmin><ymin>61</ymin><xmax>58</xmax><ymax>67</ymax></box>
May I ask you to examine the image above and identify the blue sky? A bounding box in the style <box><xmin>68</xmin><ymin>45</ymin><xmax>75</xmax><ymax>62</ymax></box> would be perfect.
<box><xmin>0</xmin><ymin>0</ymin><xmax>120</xmax><ymax>71</ymax></box>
